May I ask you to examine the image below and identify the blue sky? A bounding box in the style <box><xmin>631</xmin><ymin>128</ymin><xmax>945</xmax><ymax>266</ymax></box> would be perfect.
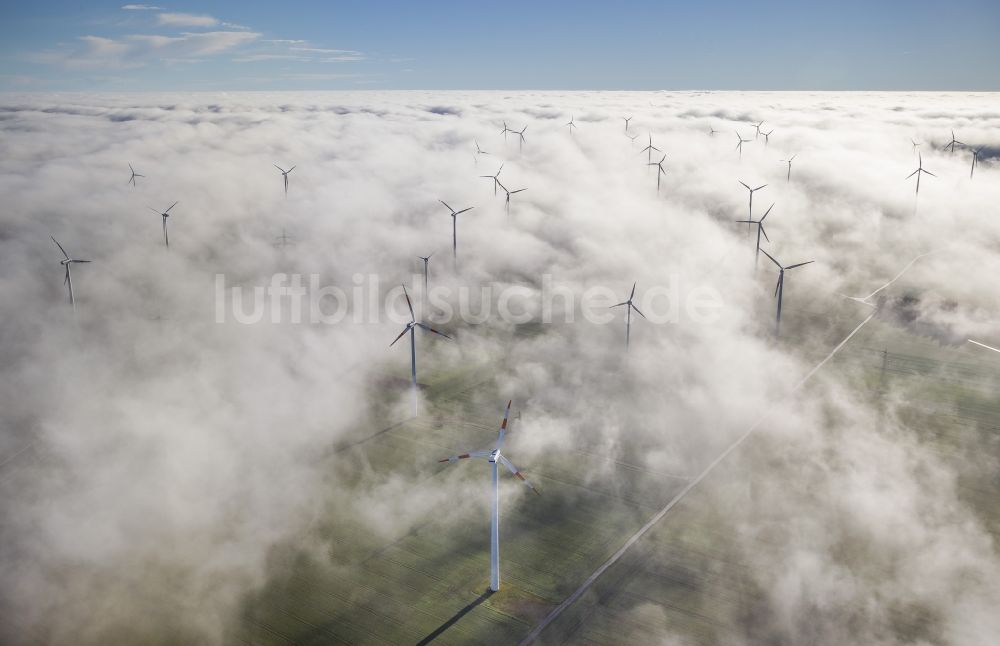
<box><xmin>1</xmin><ymin>1</ymin><xmax>998</xmax><ymax>91</ymax></box>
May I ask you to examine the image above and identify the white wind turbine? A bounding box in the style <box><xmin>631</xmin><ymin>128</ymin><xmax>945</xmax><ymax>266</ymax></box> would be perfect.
<box><xmin>440</xmin><ymin>199</ymin><xmax>474</xmax><ymax>268</ymax></box>
<box><xmin>274</xmin><ymin>164</ymin><xmax>295</xmax><ymax>196</ymax></box>
<box><xmin>51</xmin><ymin>236</ymin><xmax>91</xmax><ymax>311</ymax></box>
<box><xmin>438</xmin><ymin>400</ymin><xmax>539</xmax><ymax>592</ymax></box>
<box><xmin>610</xmin><ymin>282</ymin><xmax>647</xmax><ymax>350</ymax></box>
<box><xmin>390</xmin><ymin>285</ymin><xmax>451</xmax><ymax>415</ymax></box>
<box><xmin>128</xmin><ymin>163</ymin><xmax>144</xmax><ymax>188</ymax></box>
<box><xmin>148</xmin><ymin>201</ymin><xmax>178</xmax><ymax>247</ymax></box>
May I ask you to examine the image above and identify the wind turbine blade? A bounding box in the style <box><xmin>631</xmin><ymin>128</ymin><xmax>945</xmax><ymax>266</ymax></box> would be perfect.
<box><xmin>774</xmin><ymin>276</ymin><xmax>782</xmax><ymax>298</ymax></box>
<box><xmin>50</xmin><ymin>236</ymin><xmax>70</xmax><ymax>260</ymax></box>
<box><xmin>165</xmin><ymin>202</ymin><xmax>178</xmax><ymax>213</ymax></box>
<box><xmin>438</xmin><ymin>450</ymin><xmax>491</xmax><ymax>463</ymax></box>
<box><xmin>148</xmin><ymin>207</ymin><xmax>161</xmax><ymax>214</ymax></box>
<box><xmin>630</xmin><ymin>303</ymin><xmax>647</xmax><ymax>319</ymax></box>
<box><xmin>760</xmin><ymin>248</ymin><xmax>782</xmax><ymax>269</ymax></box>
<box><xmin>739</xmin><ymin>181</ymin><xmax>750</xmax><ymax>190</ymax></box>
<box><xmin>923</xmin><ymin>170</ymin><xmax>937</xmax><ymax>177</ymax></box>
<box><xmin>389</xmin><ymin>326</ymin><xmax>410</xmax><ymax>347</ymax></box>
<box><xmin>760</xmin><ymin>224</ymin><xmax>770</xmax><ymax>243</ymax></box>
<box><xmin>403</xmin><ymin>285</ymin><xmax>415</xmax><ymax>321</ymax></box>
<box><xmin>455</xmin><ymin>207</ymin><xmax>474</xmax><ymax>215</ymax></box>
<box><xmin>760</xmin><ymin>204</ymin><xmax>773</xmax><ymax>222</ymax></box>
<box><xmin>439</xmin><ymin>200</ymin><xmax>453</xmax><ymax>212</ymax></box>
<box><xmin>755</xmin><ymin>184</ymin><xmax>767</xmax><ymax>191</ymax></box>
<box><xmin>905</xmin><ymin>169</ymin><xmax>918</xmax><ymax>179</ymax></box>
<box><xmin>511</xmin><ymin>189</ymin><xmax>527</xmax><ymax>194</ymax></box>
<box><xmin>72</xmin><ymin>259</ymin><xmax>92</xmax><ymax>263</ymax></box>
<box><xmin>274</xmin><ymin>164</ymin><xmax>285</xmax><ymax>172</ymax></box>
<box><xmin>498</xmin><ymin>455</ymin><xmax>540</xmax><ymax>495</ymax></box>
<box><xmin>287</xmin><ymin>166</ymin><xmax>296</xmax><ymax>173</ymax></box>
<box><xmin>496</xmin><ymin>400</ymin><xmax>511</xmax><ymax>450</ymax></box>
<box><xmin>629</xmin><ymin>282</ymin><xmax>636</xmax><ymax>300</ymax></box>
<box><xmin>785</xmin><ymin>261</ymin><xmax>814</xmax><ymax>270</ymax></box>
<box><xmin>415</xmin><ymin>322</ymin><xmax>452</xmax><ymax>339</ymax></box>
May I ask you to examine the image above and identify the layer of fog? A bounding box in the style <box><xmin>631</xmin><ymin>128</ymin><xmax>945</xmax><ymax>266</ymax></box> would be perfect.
<box><xmin>0</xmin><ymin>90</ymin><xmax>998</xmax><ymax>644</ymax></box>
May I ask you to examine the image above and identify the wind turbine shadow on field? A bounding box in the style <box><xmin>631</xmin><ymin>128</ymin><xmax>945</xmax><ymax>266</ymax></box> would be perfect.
<box><xmin>415</xmin><ymin>589</ymin><xmax>495</xmax><ymax>646</ymax></box>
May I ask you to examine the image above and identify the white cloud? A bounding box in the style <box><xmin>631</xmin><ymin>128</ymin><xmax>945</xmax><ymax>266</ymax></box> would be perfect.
<box><xmin>128</xmin><ymin>31</ymin><xmax>260</xmax><ymax>57</ymax></box>
<box><xmin>121</xmin><ymin>3</ymin><xmax>162</xmax><ymax>9</ymax></box>
<box><xmin>156</xmin><ymin>12</ymin><xmax>219</xmax><ymax>28</ymax></box>
<box><xmin>232</xmin><ymin>54</ymin><xmax>311</xmax><ymax>63</ymax></box>
<box><xmin>287</xmin><ymin>47</ymin><xmax>366</xmax><ymax>62</ymax></box>
<box><xmin>30</xmin><ymin>30</ymin><xmax>261</xmax><ymax>69</ymax></box>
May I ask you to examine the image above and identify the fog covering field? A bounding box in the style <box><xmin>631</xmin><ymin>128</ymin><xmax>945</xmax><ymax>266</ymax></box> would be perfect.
<box><xmin>1</xmin><ymin>91</ymin><xmax>999</xmax><ymax>645</ymax></box>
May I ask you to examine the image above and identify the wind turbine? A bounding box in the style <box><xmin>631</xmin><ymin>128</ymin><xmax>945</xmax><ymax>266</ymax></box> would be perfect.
<box><xmin>762</xmin><ymin>129</ymin><xmax>774</xmax><ymax>146</ymax></box>
<box><xmin>51</xmin><ymin>236</ymin><xmax>91</xmax><ymax>311</ymax></box>
<box><xmin>970</xmin><ymin>146</ymin><xmax>983</xmax><ymax>179</ymax></box>
<box><xmin>500</xmin><ymin>121</ymin><xmax>512</xmax><ymax>142</ymax></box>
<box><xmin>418</xmin><ymin>253</ymin><xmax>434</xmax><ymax>294</ymax></box>
<box><xmin>648</xmin><ymin>154</ymin><xmax>667</xmax><ymax>193</ymax></box>
<box><xmin>475</xmin><ymin>140</ymin><xmax>489</xmax><ymax>164</ymax></box>
<box><xmin>390</xmin><ymin>284</ymin><xmax>452</xmax><ymax>415</ymax></box>
<box><xmin>906</xmin><ymin>153</ymin><xmax>936</xmax><ymax>195</ymax></box>
<box><xmin>708</xmin><ymin>126</ymin><xmax>719</xmax><ymax>136</ymax></box>
<box><xmin>910</xmin><ymin>138</ymin><xmax>922</xmax><ymax>155</ymax></box>
<box><xmin>752</xmin><ymin>120</ymin><xmax>765</xmax><ymax>140</ymax></box>
<box><xmin>497</xmin><ymin>181</ymin><xmax>527</xmax><ymax>218</ymax></box>
<box><xmin>735</xmin><ymin>131</ymin><xmax>751</xmax><ymax>159</ymax></box>
<box><xmin>565</xmin><ymin>115</ymin><xmax>577</xmax><ymax>134</ymax></box>
<box><xmin>438</xmin><ymin>400</ymin><xmax>539</xmax><ymax>592</ymax></box>
<box><xmin>735</xmin><ymin>203</ymin><xmax>772</xmax><ymax>270</ymax></box>
<box><xmin>148</xmin><ymin>201</ymin><xmax>178</xmax><ymax>247</ymax></box>
<box><xmin>514</xmin><ymin>125</ymin><xmax>527</xmax><ymax>152</ymax></box>
<box><xmin>128</xmin><ymin>163</ymin><xmax>144</xmax><ymax>188</ymax></box>
<box><xmin>274</xmin><ymin>164</ymin><xmax>295</xmax><ymax>196</ymax></box>
<box><xmin>480</xmin><ymin>163</ymin><xmax>504</xmax><ymax>196</ymax></box>
<box><xmin>761</xmin><ymin>249</ymin><xmax>813</xmax><ymax>338</ymax></box>
<box><xmin>626</xmin><ymin>133</ymin><xmax>639</xmax><ymax>146</ymax></box>
<box><xmin>738</xmin><ymin>181</ymin><xmax>766</xmax><ymax>231</ymax></box>
<box><xmin>780</xmin><ymin>155</ymin><xmax>796</xmax><ymax>182</ymax></box>
<box><xmin>623</xmin><ymin>116</ymin><xmax>633</xmax><ymax>132</ymax></box>
<box><xmin>640</xmin><ymin>134</ymin><xmax>661</xmax><ymax>166</ymax></box>
<box><xmin>440</xmin><ymin>200</ymin><xmax>474</xmax><ymax>266</ymax></box>
<box><xmin>944</xmin><ymin>130</ymin><xmax>964</xmax><ymax>154</ymax></box>
<box><xmin>274</xmin><ymin>229</ymin><xmax>295</xmax><ymax>248</ymax></box>
<box><xmin>610</xmin><ymin>282</ymin><xmax>646</xmax><ymax>350</ymax></box>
